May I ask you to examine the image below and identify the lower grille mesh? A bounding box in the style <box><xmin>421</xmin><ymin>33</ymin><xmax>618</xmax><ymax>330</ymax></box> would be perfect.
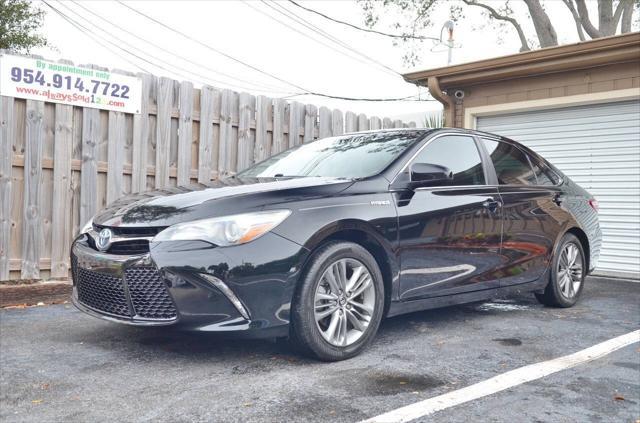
<box><xmin>72</xmin><ymin>257</ymin><xmax>177</xmax><ymax>321</ymax></box>
<box><xmin>75</xmin><ymin>267</ymin><xmax>130</xmax><ymax>317</ymax></box>
<box><xmin>125</xmin><ymin>267</ymin><xmax>177</xmax><ymax>320</ymax></box>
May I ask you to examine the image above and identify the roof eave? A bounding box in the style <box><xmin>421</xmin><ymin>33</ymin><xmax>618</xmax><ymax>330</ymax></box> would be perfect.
<box><xmin>403</xmin><ymin>32</ymin><xmax>640</xmax><ymax>88</ymax></box>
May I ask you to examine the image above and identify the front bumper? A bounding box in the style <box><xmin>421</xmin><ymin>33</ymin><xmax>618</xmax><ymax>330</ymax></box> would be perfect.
<box><xmin>71</xmin><ymin>232</ymin><xmax>309</xmax><ymax>335</ymax></box>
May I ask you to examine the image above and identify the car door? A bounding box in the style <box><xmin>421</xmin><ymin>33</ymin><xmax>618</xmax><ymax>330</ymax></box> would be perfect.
<box><xmin>480</xmin><ymin>138</ymin><xmax>569</xmax><ymax>287</ymax></box>
<box><xmin>394</xmin><ymin>134</ymin><xmax>503</xmax><ymax>301</ymax></box>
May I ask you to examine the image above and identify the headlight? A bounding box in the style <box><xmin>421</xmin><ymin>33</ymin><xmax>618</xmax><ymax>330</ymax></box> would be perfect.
<box><xmin>152</xmin><ymin>210</ymin><xmax>291</xmax><ymax>247</ymax></box>
<box><xmin>80</xmin><ymin>218</ymin><xmax>93</xmax><ymax>234</ymax></box>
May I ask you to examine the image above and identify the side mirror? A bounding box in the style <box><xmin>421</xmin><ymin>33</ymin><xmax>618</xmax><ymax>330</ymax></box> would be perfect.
<box><xmin>410</xmin><ymin>163</ymin><xmax>453</xmax><ymax>187</ymax></box>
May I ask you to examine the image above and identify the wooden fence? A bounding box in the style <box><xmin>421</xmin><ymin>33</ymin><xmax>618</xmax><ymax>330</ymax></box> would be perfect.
<box><xmin>0</xmin><ymin>61</ymin><xmax>415</xmax><ymax>281</ymax></box>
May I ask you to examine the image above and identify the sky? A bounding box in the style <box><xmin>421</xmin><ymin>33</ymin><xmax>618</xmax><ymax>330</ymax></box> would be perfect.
<box><xmin>32</xmin><ymin>0</ymin><xmax>632</xmax><ymax>124</ymax></box>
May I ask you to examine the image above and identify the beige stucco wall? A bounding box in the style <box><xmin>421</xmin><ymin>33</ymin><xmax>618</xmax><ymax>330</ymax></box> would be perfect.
<box><xmin>450</xmin><ymin>61</ymin><xmax>640</xmax><ymax>128</ymax></box>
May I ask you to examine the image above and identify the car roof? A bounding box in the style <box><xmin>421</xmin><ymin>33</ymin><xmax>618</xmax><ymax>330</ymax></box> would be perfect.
<box><xmin>341</xmin><ymin>127</ymin><xmax>512</xmax><ymax>142</ymax></box>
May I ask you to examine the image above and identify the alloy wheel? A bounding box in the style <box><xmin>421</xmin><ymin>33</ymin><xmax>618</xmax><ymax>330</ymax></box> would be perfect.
<box><xmin>557</xmin><ymin>242</ymin><xmax>583</xmax><ymax>299</ymax></box>
<box><xmin>313</xmin><ymin>258</ymin><xmax>376</xmax><ymax>347</ymax></box>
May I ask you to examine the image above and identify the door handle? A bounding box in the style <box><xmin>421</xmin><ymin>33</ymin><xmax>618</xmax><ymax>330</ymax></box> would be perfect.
<box><xmin>482</xmin><ymin>199</ymin><xmax>501</xmax><ymax>213</ymax></box>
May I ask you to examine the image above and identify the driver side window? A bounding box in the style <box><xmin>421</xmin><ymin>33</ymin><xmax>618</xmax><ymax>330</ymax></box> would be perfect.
<box><xmin>411</xmin><ymin>135</ymin><xmax>486</xmax><ymax>186</ymax></box>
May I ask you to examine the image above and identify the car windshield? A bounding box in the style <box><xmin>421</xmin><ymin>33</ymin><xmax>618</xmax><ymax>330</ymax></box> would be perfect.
<box><xmin>238</xmin><ymin>131</ymin><xmax>424</xmax><ymax>179</ymax></box>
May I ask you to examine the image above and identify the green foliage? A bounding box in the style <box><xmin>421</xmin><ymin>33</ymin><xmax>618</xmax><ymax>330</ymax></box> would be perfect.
<box><xmin>0</xmin><ymin>0</ymin><xmax>48</xmax><ymax>53</ymax></box>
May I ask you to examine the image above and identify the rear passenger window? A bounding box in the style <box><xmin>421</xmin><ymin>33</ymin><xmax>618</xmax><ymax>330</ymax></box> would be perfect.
<box><xmin>482</xmin><ymin>139</ymin><xmax>536</xmax><ymax>185</ymax></box>
<box><xmin>529</xmin><ymin>157</ymin><xmax>560</xmax><ymax>186</ymax></box>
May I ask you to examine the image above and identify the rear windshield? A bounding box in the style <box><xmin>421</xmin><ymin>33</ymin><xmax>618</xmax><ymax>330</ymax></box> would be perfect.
<box><xmin>238</xmin><ymin>131</ymin><xmax>423</xmax><ymax>179</ymax></box>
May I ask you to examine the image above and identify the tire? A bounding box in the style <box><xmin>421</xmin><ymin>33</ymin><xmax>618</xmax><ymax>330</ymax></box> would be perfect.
<box><xmin>290</xmin><ymin>241</ymin><xmax>385</xmax><ymax>361</ymax></box>
<box><xmin>535</xmin><ymin>233</ymin><xmax>586</xmax><ymax>308</ymax></box>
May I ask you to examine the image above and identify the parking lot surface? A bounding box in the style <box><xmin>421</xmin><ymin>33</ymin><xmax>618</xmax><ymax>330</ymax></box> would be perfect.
<box><xmin>1</xmin><ymin>276</ymin><xmax>638</xmax><ymax>423</ymax></box>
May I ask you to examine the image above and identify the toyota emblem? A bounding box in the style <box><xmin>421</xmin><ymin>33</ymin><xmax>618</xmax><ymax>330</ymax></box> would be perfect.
<box><xmin>96</xmin><ymin>228</ymin><xmax>113</xmax><ymax>252</ymax></box>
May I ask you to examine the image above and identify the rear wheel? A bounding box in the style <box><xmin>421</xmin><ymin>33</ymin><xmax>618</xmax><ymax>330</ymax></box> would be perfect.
<box><xmin>535</xmin><ymin>233</ymin><xmax>585</xmax><ymax>307</ymax></box>
<box><xmin>290</xmin><ymin>242</ymin><xmax>384</xmax><ymax>361</ymax></box>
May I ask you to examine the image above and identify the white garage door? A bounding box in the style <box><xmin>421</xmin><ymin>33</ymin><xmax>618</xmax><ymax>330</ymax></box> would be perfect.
<box><xmin>477</xmin><ymin>100</ymin><xmax>640</xmax><ymax>278</ymax></box>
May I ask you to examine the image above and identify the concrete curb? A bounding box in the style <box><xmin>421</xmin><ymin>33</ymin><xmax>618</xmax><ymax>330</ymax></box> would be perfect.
<box><xmin>0</xmin><ymin>281</ymin><xmax>72</xmax><ymax>307</ymax></box>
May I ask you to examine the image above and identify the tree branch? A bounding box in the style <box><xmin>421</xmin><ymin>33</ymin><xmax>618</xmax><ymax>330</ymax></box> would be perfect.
<box><xmin>612</xmin><ymin>0</ymin><xmax>632</xmax><ymax>33</ymax></box>
<box><xmin>620</xmin><ymin>0</ymin><xmax>634</xmax><ymax>32</ymax></box>
<box><xmin>523</xmin><ymin>0</ymin><xmax>558</xmax><ymax>47</ymax></box>
<box><xmin>462</xmin><ymin>0</ymin><xmax>530</xmax><ymax>51</ymax></box>
<box><xmin>561</xmin><ymin>0</ymin><xmax>586</xmax><ymax>41</ymax></box>
<box><xmin>575</xmin><ymin>0</ymin><xmax>602</xmax><ymax>38</ymax></box>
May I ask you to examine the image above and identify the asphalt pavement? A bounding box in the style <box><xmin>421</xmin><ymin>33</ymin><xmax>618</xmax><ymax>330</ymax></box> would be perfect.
<box><xmin>1</xmin><ymin>276</ymin><xmax>638</xmax><ymax>423</ymax></box>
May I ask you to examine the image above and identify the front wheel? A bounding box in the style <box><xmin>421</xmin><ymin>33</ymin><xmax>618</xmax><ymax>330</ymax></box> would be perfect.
<box><xmin>535</xmin><ymin>233</ymin><xmax>586</xmax><ymax>307</ymax></box>
<box><xmin>290</xmin><ymin>242</ymin><xmax>385</xmax><ymax>361</ymax></box>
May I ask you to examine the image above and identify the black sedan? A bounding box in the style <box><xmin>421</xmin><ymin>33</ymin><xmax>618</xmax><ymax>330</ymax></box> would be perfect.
<box><xmin>71</xmin><ymin>128</ymin><xmax>602</xmax><ymax>361</ymax></box>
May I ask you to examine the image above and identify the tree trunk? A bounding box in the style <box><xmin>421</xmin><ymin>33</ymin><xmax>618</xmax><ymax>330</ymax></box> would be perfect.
<box><xmin>575</xmin><ymin>0</ymin><xmax>602</xmax><ymax>38</ymax></box>
<box><xmin>598</xmin><ymin>0</ymin><xmax>615</xmax><ymax>36</ymax></box>
<box><xmin>523</xmin><ymin>0</ymin><xmax>558</xmax><ymax>47</ymax></box>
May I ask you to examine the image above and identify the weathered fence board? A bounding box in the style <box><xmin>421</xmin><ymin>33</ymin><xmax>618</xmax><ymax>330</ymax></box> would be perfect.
<box><xmin>332</xmin><ymin>109</ymin><xmax>344</xmax><ymax>136</ymax></box>
<box><xmin>288</xmin><ymin>101</ymin><xmax>303</xmax><ymax>148</ymax></box>
<box><xmin>177</xmin><ymin>81</ymin><xmax>194</xmax><ymax>186</ymax></box>
<box><xmin>303</xmin><ymin>104</ymin><xmax>317</xmax><ymax>143</ymax></box>
<box><xmin>106</xmin><ymin>112</ymin><xmax>126</xmax><ymax>204</ymax></box>
<box><xmin>254</xmin><ymin>95</ymin><xmax>271</xmax><ymax>162</ymax></box>
<box><xmin>218</xmin><ymin>89</ymin><xmax>237</xmax><ymax>177</ymax></box>
<box><xmin>132</xmin><ymin>74</ymin><xmax>153</xmax><ymax>192</ymax></box>
<box><xmin>358</xmin><ymin>113</ymin><xmax>369</xmax><ymax>131</ymax></box>
<box><xmin>155</xmin><ymin>77</ymin><xmax>173</xmax><ymax>188</ymax></box>
<box><xmin>198</xmin><ymin>85</ymin><xmax>215</xmax><ymax>184</ymax></box>
<box><xmin>50</xmin><ymin>105</ymin><xmax>73</xmax><ymax>278</ymax></box>
<box><xmin>2</xmin><ymin>57</ymin><xmax>414</xmax><ymax>281</ymax></box>
<box><xmin>80</xmin><ymin>108</ymin><xmax>100</xmax><ymax>228</ymax></box>
<box><xmin>345</xmin><ymin>111</ymin><xmax>357</xmax><ymax>133</ymax></box>
<box><xmin>272</xmin><ymin>99</ymin><xmax>287</xmax><ymax>154</ymax></box>
<box><xmin>237</xmin><ymin>92</ymin><xmax>255</xmax><ymax>171</ymax></box>
<box><xmin>319</xmin><ymin>107</ymin><xmax>332</xmax><ymax>139</ymax></box>
<box><xmin>0</xmin><ymin>96</ymin><xmax>14</xmax><ymax>280</ymax></box>
<box><xmin>21</xmin><ymin>100</ymin><xmax>44</xmax><ymax>279</ymax></box>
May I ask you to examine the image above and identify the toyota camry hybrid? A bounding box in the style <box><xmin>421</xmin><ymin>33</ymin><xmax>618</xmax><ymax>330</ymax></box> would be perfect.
<box><xmin>71</xmin><ymin>128</ymin><xmax>601</xmax><ymax>361</ymax></box>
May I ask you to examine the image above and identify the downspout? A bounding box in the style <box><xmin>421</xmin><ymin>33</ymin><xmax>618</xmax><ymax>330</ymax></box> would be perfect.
<box><xmin>427</xmin><ymin>77</ymin><xmax>455</xmax><ymax>127</ymax></box>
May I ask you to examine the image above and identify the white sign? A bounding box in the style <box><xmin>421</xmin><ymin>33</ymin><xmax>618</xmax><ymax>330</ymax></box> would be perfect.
<box><xmin>0</xmin><ymin>54</ymin><xmax>142</xmax><ymax>114</ymax></box>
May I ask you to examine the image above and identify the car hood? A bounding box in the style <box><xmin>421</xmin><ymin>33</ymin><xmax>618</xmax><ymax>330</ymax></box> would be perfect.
<box><xmin>93</xmin><ymin>176</ymin><xmax>354</xmax><ymax>228</ymax></box>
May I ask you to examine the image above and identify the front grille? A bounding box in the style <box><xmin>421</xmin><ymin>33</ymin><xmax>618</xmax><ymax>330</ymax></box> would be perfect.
<box><xmin>125</xmin><ymin>267</ymin><xmax>177</xmax><ymax>320</ymax></box>
<box><xmin>71</xmin><ymin>257</ymin><xmax>177</xmax><ymax>321</ymax></box>
<box><xmin>107</xmin><ymin>240</ymin><xmax>150</xmax><ymax>255</ymax></box>
<box><xmin>93</xmin><ymin>224</ymin><xmax>164</xmax><ymax>237</ymax></box>
<box><xmin>75</xmin><ymin>267</ymin><xmax>130</xmax><ymax>317</ymax></box>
